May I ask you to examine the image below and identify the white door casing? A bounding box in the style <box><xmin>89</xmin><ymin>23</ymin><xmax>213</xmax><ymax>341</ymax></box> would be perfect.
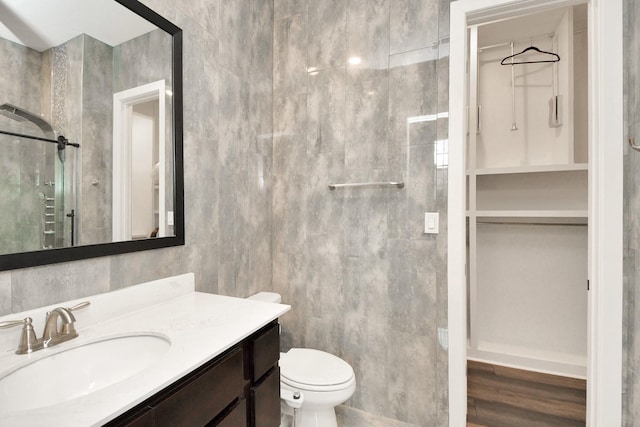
<box><xmin>113</xmin><ymin>80</ymin><xmax>167</xmax><ymax>241</ymax></box>
<box><xmin>447</xmin><ymin>0</ymin><xmax>622</xmax><ymax>425</ymax></box>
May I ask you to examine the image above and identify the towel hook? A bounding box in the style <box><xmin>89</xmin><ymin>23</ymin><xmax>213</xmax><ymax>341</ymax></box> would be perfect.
<box><xmin>629</xmin><ymin>137</ymin><xmax>640</xmax><ymax>152</ymax></box>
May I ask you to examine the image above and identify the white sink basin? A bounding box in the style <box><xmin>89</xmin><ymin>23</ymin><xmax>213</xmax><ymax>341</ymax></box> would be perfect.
<box><xmin>0</xmin><ymin>333</ymin><xmax>170</xmax><ymax>413</ymax></box>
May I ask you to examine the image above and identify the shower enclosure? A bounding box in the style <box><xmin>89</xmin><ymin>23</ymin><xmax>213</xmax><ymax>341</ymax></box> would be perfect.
<box><xmin>0</xmin><ymin>103</ymin><xmax>78</xmax><ymax>254</ymax></box>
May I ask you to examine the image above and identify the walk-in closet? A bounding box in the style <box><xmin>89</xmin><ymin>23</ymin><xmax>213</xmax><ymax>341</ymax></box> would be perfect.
<box><xmin>465</xmin><ymin>4</ymin><xmax>589</xmax><ymax>423</ymax></box>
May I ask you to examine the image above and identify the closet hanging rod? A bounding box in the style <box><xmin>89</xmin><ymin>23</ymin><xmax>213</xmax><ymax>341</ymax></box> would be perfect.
<box><xmin>328</xmin><ymin>181</ymin><xmax>405</xmax><ymax>190</ymax></box>
<box><xmin>475</xmin><ymin>220</ymin><xmax>586</xmax><ymax>227</ymax></box>
<box><xmin>478</xmin><ymin>33</ymin><xmax>553</xmax><ymax>52</ymax></box>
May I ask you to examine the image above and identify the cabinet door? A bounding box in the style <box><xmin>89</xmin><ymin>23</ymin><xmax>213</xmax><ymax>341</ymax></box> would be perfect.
<box><xmin>250</xmin><ymin>367</ymin><xmax>280</xmax><ymax>427</ymax></box>
<box><xmin>250</xmin><ymin>323</ymin><xmax>279</xmax><ymax>382</ymax></box>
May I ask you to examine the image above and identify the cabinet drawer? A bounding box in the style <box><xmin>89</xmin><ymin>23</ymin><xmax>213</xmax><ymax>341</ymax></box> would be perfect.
<box><xmin>250</xmin><ymin>367</ymin><xmax>280</xmax><ymax>427</ymax></box>
<box><xmin>116</xmin><ymin>406</ymin><xmax>154</xmax><ymax>427</ymax></box>
<box><xmin>251</xmin><ymin>323</ymin><xmax>280</xmax><ymax>381</ymax></box>
<box><xmin>213</xmin><ymin>399</ymin><xmax>247</xmax><ymax>427</ymax></box>
<box><xmin>155</xmin><ymin>348</ymin><xmax>244</xmax><ymax>427</ymax></box>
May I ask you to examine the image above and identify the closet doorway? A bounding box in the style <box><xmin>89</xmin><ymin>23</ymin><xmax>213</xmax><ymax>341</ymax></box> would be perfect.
<box><xmin>465</xmin><ymin>5</ymin><xmax>588</xmax><ymax>424</ymax></box>
<box><xmin>447</xmin><ymin>0</ymin><xmax>623</xmax><ymax>425</ymax></box>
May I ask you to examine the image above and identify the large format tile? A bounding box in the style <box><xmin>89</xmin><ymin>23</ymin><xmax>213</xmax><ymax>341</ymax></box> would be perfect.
<box><xmin>390</xmin><ymin>0</ymin><xmax>440</xmax><ymax>55</ymax></box>
<box><xmin>346</xmin><ymin>0</ymin><xmax>390</xmax><ymax>71</ymax></box>
<box><xmin>345</xmin><ymin>69</ymin><xmax>390</xmax><ymax>172</ymax></box>
<box><xmin>0</xmin><ymin>273</ymin><xmax>11</xmax><ymax>316</ymax></box>
<box><xmin>275</xmin><ymin>0</ymin><xmax>307</xmax><ymax>20</ymax></box>
<box><xmin>307</xmin><ymin>67</ymin><xmax>346</xmax><ymax>155</ymax></box>
<box><xmin>219</xmin><ymin>0</ymin><xmax>252</xmax><ymax>78</ymax></box>
<box><xmin>274</xmin><ymin>14</ymin><xmax>308</xmax><ymax>96</ymax></box>
<box><xmin>387</xmin><ymin>238</ymin><xmax>437</xmax><ymax>336</ymax></box>
<box><xmin>12</xmin><ymin>259</ymin><xmax>111</xmax><ymax>312</ymax></box>
<box><xmin>307</xmin><ymin>0</ymin><xmax>346</xmax><ymax>70</ymax></box>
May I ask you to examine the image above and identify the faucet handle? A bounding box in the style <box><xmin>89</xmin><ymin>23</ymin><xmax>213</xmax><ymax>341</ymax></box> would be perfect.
<box><xmin>0</xmin><ymin>317</ymin><xmax>43</xmax><ymax>354</ymax></box>
<box><xmin>68</xmin><ymin>301</ymin><xmax>91</xmax><ymax>312</ymax></box>
<box><xmin>0</xmin><ymin>318</ymin><xmax>28</xmax><ymax>329</ymax></box>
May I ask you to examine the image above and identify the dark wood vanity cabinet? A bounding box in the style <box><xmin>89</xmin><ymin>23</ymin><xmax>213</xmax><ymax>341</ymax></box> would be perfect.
<box><xmin>105</xmin><ymin>321</ymin><xmax>280</xmax><ymax>427</ymax></box>
<box><xmin>246</xmin><ymin>322</ymin><xmax>281</xmax><ymax>427</ymax></box>
<box><xmin>250</xmin><ymin>367</ymin><xmax>280</xmax><ymax>427</ymax></box>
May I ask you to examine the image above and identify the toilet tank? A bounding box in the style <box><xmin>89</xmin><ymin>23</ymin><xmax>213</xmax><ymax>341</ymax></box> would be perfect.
<box><xmin>246</xmin><ymin>292</ymin><xmax>282</xmax><ymax>303</ymax></box>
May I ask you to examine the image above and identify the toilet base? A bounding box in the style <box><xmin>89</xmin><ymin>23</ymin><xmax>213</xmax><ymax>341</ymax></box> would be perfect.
<box><xmin>281</xmin><ymin>403</ymin><xmax>338</xmax><ymax>427</ymax></box>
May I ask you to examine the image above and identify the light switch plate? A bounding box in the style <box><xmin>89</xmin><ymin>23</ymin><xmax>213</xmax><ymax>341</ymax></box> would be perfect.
<box><xmin>424</xmin><ymin>212</ymin><xmax>439</xmax><ymax>234</ymax></box>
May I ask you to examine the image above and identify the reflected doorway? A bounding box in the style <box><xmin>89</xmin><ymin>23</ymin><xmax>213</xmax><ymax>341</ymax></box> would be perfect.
<box><xmin>113</xmin><ymin>80</ymin><xmax>168</xmax><ymax>241</ymax></box>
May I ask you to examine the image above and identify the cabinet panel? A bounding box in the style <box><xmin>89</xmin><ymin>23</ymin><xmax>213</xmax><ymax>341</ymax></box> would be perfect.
<box><xmin>214</xmin><ymin>400</ymin><xmax>247</xmax><ymax>427</ymax></box>
<box><xmin>250</xmin><ymin>322</ymin><xmax>279</xmax><ymax>382</ymax></box>
<box><xmin>154</xmin><ymin>348</ymin><xmax>244</xmax><ymax>427</ymax></box>
<box><xmin>115</xmin><ymin>406</ymin><xmax>154</xmax><ymax>427</ymax></box>
<box><xmin>251</xmin><ymin>367</ymin><xmax>280</xmax><ymax>427</ymax></box>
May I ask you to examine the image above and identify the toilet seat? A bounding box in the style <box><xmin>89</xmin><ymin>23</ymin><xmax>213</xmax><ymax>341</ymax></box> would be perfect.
<box><xmin>280</xmin><ymin>348</ymin><xmax>354</xmax><ymax>392</ymax></box>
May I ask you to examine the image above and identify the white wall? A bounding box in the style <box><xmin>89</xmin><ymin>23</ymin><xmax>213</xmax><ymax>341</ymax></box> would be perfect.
<box><xmin>130</xmin><ymin>101</ymin><xmax>157</xmax><ymax>239</ymax></box>
<box><xmin>476</xmin><ymin>10</ymin><xmax>575</xmax><ymax>168</ymax></box>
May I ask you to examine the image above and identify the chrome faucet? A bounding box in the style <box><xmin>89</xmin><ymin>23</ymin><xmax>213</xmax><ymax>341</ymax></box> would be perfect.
<box><xmin>0</xmin><ymin>301</ymin><xmax>90</xmax><ymax>354</ymax></box>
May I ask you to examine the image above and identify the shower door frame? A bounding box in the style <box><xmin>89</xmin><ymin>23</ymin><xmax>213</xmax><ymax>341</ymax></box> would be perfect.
<box><xmin>447</xmin><ymin>0</ymin><xmax>623</xmax><ymax>425</ymax></box>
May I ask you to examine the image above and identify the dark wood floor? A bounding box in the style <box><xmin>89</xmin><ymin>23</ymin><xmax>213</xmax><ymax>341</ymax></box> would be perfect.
<box><xmin>467</xmin><ymin>360</ymin><xmax>586</xmax><ymax>427</ymax></box>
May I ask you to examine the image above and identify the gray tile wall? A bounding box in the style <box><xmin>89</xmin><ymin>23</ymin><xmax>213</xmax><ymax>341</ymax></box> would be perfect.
<box><xmin>81</xmin><ymin>35</ymin><xmax>115</xmax><ymax>245</ymax></box>
<box><xmin>0</xmin><ymin>38</ymin><xmax>46</xmax><ymax>254</ymax></box>
<box><xmin>51</xmin><ymin>35</ymin><xmax>115</xmax><ymax>246</ymax></box>
<box><xmin>271</xmin><ymin>0</ymin><xmax>449</xmax><ymax>424</ymax></box>
<box><xmin>0</xmin><ymin>0</ymin><xmax>274</xmax><ymax>332</ymax></box>
<box><xmin>624</xmin><ymin>0</ymin><xmax>640</xmax><ymax>424</ymax></box>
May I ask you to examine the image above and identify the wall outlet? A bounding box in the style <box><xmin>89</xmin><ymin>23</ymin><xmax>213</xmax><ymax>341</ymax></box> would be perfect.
<box><xmin>167</xmin><ymin>211</ymin><xmax>174</xmax><ymax>226</ymax></box>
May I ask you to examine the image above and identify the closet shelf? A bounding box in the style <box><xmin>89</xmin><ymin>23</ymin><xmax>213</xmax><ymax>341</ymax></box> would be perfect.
<box><xmin>467</xmin><ymin>163</ymin><xmax>588</xmax><ymax>176</ymax></box>
<box><xmin>467</xmin><ymin>209</ymin><xmax>588</xmax><ymax>225</ymax></box>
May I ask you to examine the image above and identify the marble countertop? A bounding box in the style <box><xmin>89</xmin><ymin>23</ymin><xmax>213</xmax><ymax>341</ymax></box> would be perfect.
<box><xmin>0</xmin><ymin>273</ymin><xmax>290</xmax><ymax>426</ymax></box>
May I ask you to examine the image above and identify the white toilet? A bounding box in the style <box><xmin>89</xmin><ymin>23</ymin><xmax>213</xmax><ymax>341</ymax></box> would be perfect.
<box><xmin>247</xmin><ymin>292</ymin><xmax>356</xmax><ymax>427</ymax></box>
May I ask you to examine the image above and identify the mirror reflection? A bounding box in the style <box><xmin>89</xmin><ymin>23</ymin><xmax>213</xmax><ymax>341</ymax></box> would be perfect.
<box><xmin>0</xmin><ymin>0</ymin><xmax>175</xmax><ymax>256</ymax></box>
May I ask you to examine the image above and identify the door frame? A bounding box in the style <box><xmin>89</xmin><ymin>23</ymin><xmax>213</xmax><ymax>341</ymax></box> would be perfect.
<box><xmin>113</xmin><ymin>79</ymin><xmax>167</xmax><ymax>241</ymax></box>
<box><xmin>447</xmin><ymin>0</ymin><xmax>623</xmax><ymax>425</ymax></box>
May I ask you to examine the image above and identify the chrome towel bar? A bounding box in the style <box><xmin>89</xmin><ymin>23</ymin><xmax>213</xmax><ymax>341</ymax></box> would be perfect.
<box><xmin>328</xmin><ymin>181</ymin><xmax>405</xmax><ymax>190</ymax></box>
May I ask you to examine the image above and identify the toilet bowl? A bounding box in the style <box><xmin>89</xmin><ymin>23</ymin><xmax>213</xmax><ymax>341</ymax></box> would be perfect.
<box><xmin>280</xmin><ymin>348</ymin><xmax>356</xmax><ymax>427</ymax></box>
<box><xmin>247</xmin><ymin>293</ymin><xmax>356</xmax><ymax>427</ymax></box>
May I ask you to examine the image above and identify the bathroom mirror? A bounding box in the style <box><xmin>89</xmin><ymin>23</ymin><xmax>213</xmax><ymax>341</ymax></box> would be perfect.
<box><xmin>0</xmin><ymin>0</ymin><xmax>184</xmax><ymax>270</ymax></box>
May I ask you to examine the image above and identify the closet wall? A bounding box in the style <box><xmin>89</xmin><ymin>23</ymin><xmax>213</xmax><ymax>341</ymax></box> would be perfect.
<box><xmin>467</xmin><ymin>5</ymin><xmax>589</xmax><ymax>378</ymax></box>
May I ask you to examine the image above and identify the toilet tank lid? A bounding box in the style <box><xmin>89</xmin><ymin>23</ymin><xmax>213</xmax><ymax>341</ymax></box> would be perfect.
<box><xmin>246</xmin><ymin>291</ymin><xmax>281</xmax><ymax>303</ymax></box>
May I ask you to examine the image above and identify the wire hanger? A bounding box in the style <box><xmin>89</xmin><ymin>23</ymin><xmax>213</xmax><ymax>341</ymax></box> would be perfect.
<box><xmin>500</xmin><ymin>45</ymin><xmax>561</xmax><ymax>65</ymax></box>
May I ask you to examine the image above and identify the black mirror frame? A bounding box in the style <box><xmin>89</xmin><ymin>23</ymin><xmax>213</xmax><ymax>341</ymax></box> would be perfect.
<box><xmin>0</xmin><ymin>0</ymin><xmax>184</xmax><ymax>271</ymax></box>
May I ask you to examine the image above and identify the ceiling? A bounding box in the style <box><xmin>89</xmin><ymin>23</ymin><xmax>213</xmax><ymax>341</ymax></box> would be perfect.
<box><xmin>0</xmin><ymin>0</ymin><xmax>157</xmax><ymax>52</ymax></box>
